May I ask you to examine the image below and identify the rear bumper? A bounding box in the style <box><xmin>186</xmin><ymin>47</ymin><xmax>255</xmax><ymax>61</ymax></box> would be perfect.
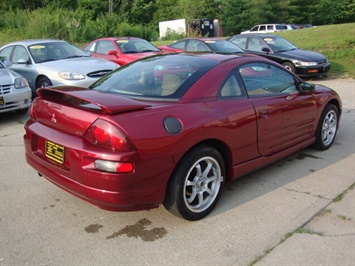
<box><xmin>24</xmin><ymin>121</ymin><xmax>167</xmax><ymax>212</ymax></box>
<box><xmin>26</xmin><ymin>153</ymin><xmax>162</xmax><ymax>211</ymax></box>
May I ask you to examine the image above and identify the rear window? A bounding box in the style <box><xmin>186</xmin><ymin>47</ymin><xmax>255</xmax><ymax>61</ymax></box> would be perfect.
<box><xmin>89</xmin><ymin>54</ymin><xmax>219</xmax><ymax>100</ymax></box>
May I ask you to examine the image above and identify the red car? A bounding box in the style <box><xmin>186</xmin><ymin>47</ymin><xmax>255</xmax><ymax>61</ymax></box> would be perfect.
<box><xmin>158</xmin><ymin>37</ymin><xmax>244</xmax><ymax>54</ymax></box>
<box><xmin>24</xmin><ymin>53</ymin><xmax>341</xmax><ymax>221</ymax></box>
<box><xmin>82</xmin><ymin>37</ymin><xmax>162</xmax><ymax>66</ymax></box>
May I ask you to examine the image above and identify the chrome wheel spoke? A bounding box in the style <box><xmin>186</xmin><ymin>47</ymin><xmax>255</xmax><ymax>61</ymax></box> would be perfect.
<box><xmin>322</xmin><ymin>110</ymin><xmax>337</xmax><ymax>145</ymax></box>
<box><xmin>183</xmin><ymin>156</ymin><xmax>223</xmax><ymax>213</ymax></box>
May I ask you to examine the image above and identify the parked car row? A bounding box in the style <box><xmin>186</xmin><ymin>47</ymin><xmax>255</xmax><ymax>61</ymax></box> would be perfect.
<box><xmin>156</xmin><ymin>35</ymin><xmax>330</xmax><ymax>77</ymax></box>
<box><xmin>0</xmin><ymin>30</ymin><xmax>328</xmax><ymax>115</ymax></box>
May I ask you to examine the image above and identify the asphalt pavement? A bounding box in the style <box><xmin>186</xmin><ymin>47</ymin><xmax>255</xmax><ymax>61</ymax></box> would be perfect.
<box><xmin>0</xmin><ymin>78</ymin><xmax>354</xmax><ymax>266</ymax></box>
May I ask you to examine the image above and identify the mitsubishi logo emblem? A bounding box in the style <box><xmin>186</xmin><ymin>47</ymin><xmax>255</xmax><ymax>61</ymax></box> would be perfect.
<box><xmin>51</xmin><ymin>113</ymin><xmax>57</xmax><ymax>123</ymax></box>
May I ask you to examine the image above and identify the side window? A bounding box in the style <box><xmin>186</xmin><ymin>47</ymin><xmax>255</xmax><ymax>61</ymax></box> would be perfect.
<box><xmin>259</xmin><ymin>25</ymin><xmax>266</xmax><ymax>31</ymax></box>
<box><xmin>267</xmin><ymin>25</ymin><xmax>274</xmax><ymax>31</ymax></box>
<box><xmin>248</xmin><ymin>37</ymin><xmax>264</xmax><ymax>51</ymax></box>
<box><xmin>84</xmin><ymin>42</ymin><xmax>96</xmax><ymax>52</ymax></box>
<box><xmin>186</xmin><ymin>40</ymin><xmax>209</xmax><ymax>52</ymax></box>
<box><xmin>12</xmin><ymin>46</ymin><xmax>29</xmax><ymax>63</ymax></box>
<box><xmin>231</xmin><ymin>37</ymin><xmax>247</xmax><ymax>49</ymax></box>
<box><xmin>170</xmin><ymin>41</ymin><xmax>186</xmax><ymax>50</ymax></box>
<box><xmin>238</xmin><ymin>63</ymin><xmax>297</xmax><ymax>97</ymax></box>
<box><xmin>219</xmin><ymin>74</ymin><xmax>243</xmax><ymax>98</ymax></box>
<box><xmin>96</xmin><ymin>40</ymin><xmax>116</xmax><ymax>54</ymax></box>
<box><xmin>0</xmin><ymin>46</ymin><xmax>13</xmax><ymax>60</ymax></box>
<box><xmin>250</xmin><ymin>26</ymin><xmax>259</xmax><ymax>32</ymax></box>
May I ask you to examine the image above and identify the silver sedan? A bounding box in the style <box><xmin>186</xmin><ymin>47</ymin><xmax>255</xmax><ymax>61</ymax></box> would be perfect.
<box><xmin>0</xmin><ymin>60</ymin><xmax>31</xmax><ymax>114</ymax></box>
<box><xmin>0</xmin><ymin>39</ymin><xmax>118</xmax><ymax>96</ymax></box>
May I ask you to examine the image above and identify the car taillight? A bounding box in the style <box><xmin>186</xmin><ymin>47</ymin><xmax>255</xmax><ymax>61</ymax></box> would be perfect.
<box><xmin>84</xmin><ymin>119</ymin><xmax>133</xmax><ymax>151</ymax></box>
<box><xmin>94</xmin><ymin>160</ymin><xmax>134</xmax><ymax>173</ymax></box>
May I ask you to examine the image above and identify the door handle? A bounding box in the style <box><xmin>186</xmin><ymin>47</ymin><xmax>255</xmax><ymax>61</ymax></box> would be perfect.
<box><xmin>259</xmin><ymin>109</ymin><xmax>270</xmax><ymax>115</ymax></box>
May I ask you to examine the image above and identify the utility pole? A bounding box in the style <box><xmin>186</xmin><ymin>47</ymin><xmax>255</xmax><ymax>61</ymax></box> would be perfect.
<box><xmin>109</xmin><ymin>0</ymin><xmax>113</xmax><ymax>15</ymax></box>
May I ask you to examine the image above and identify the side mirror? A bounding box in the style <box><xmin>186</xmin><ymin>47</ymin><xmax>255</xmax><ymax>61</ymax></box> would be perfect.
<box><xmin>261</xmin><ymin>47</ymin><xmax>271</xmax><ymax>53</ymax></box>
<box><xmin>17</xmin><ymin>58</ymin><xmax>29</xmax><ymax>64</ymax></box>
<box><xmin>299</xmin><ymin>82</ymin><xmax>315</xmax><ymax>92</ymax></box>
<box><xmin>108</xmin><ymin>50</ymin><xmax>118</xmax><ymax>56</ymax></box>
<box><xmin>3</xmin><ymin>59</ymin><xmax>12</xmax><ymax>67</ymax></box>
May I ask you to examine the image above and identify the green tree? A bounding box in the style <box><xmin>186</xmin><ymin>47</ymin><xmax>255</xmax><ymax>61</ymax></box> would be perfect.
<box><xmin>129</xmin><ymin>0</ymin><xmax>158</xmax><ymax>25</ymax></box>
<box><xmin>313</xmin><ymin>0</ymin><xmax>355</xmax><ymax>25</ymax></box>
<box><xmin>220</xmin><ymin>0</ymin><xmax>250</xmax><ymax>35</ymax></box>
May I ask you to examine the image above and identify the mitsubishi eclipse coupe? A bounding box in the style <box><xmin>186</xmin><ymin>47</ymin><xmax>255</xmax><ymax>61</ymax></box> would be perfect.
<box><xmin>24</xmin><ymin>53</ymin><xmax>341</xmax><ymax>221</ymax></box>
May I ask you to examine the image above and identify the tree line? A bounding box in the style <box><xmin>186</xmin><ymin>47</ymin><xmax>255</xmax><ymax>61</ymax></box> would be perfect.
<box><xmin>1</xmin><ymin>0</ymin><xmax>354</xmax><ymax>43</ymax></box>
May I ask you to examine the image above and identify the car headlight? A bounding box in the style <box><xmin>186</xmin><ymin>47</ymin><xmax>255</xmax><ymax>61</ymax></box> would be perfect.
<box><xmin>58</xmin><ymin>72</ymin><xmax>85</xmax><ymax>80</ymax></box>
<box><xmin>293</xmin><ymin>60</ymin><xmax>317</xmax><ymax>67</ymax></box>
<box><xmin>14</xmin><ymin>77</ymin><xmax>29</xmax><ymax>89</ymax></box>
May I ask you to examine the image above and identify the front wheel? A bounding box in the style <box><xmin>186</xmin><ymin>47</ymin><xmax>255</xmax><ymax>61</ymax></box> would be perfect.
<box><xmin>37</xmin><ymin>76</ymin><xmax>52</xmax><ymax>88</ymax></box>
<box><xmin>15</xmin><ymin>108</ymin><xmax>29</xmax><ymax>114</ymax></box>
<box><xmin>163</xmin><ymin>145</ymin><xmax>225</xmax><ymax>221</ymax></box>
<box><xmin>282</xmin><ymin>62</ymin><xmax>296</xmax><ymax>73</ymax></box>
<box><xmin>313</xmin><ymin>103</ymin><xmax>339</xmax><ymax>150</ymax></box>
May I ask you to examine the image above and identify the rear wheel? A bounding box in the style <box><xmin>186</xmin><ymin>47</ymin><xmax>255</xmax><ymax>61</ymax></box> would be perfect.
<box><xmin>163</xmin><ymin>145</ymin><xmax>225</xmax><ymax>221</ymax></box>
<box><xmin>282</xmin><ymin>62</ymin><xmax>296</xmax><ymax>73</ymax></box>
<box><xmin>313</xmin><ymin>103</ymin><xmax>339</xmax><ymax>150</ymax></box>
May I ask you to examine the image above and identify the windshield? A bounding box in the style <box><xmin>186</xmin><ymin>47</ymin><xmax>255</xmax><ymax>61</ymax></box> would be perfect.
<box><xmin>89</xmin><ymin>54</ymin><xmax>218</xmax><ymax>100</ymax></box>
<box><xmin>205</xmin><ymin>40</ymin><xmax>244</xmax><ymax>54</ymax></box>
<box><xmin>262</xmin><ymin>36</ymin><xmax>297</xmax><ymax>52</ymax></box>
<box><xmin>28</xmin><ymin>41</ymin><xmax>90</xmax><ymax>63</ymax></box>
<box><xmin>116</xmin><ymin>39</ymin><xmax>160</xmax><ymax>54</ymax></box>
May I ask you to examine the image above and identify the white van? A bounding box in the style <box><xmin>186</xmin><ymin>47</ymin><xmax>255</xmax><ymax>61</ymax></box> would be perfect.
<box><xmin>241</xmin><ymin>24</ymin><xmax>286</xmax><ymax>34</ymax></box>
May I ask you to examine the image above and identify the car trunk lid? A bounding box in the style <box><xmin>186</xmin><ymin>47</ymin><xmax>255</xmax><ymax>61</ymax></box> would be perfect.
<box><xmin>32</xmin><ymin>86</ymin><xmax>151</xmax><ymax>137</ymax></box>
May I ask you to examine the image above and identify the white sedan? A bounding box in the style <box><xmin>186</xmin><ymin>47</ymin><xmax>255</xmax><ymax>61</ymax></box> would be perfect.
<box><xmin>0</xmin><ymin>39</ymin><xmax>118</xmax><ymax>97</ymax></box>
<box><xmin>0</xmin><ymin>60</ymin><xmax>31</xmax><ymax>114</ymax></box>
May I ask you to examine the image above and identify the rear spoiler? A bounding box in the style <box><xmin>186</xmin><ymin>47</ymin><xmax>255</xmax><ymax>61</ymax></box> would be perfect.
<box><xmin>37</xmin><ymin>86</ymin><xmax>151</xmax><ymax>115</ymax></box>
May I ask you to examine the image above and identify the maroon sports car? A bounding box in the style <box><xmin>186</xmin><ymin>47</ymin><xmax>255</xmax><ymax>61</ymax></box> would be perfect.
<box><xmin>24</xmin><ymin>53</ymin><xmax>341</xmax><ymax>220</ymax></box>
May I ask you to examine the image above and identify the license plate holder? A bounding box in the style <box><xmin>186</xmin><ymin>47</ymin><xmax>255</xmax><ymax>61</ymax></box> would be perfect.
<box><xmin>45</xmin><ymin>140</ymin><xmax>64</xmax><ymax>164</ymax></box>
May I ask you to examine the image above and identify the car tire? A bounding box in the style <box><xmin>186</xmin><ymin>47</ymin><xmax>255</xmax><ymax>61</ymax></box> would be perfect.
<box><xmin>15</xmin><ymin>108</ymin><xmax>29</xmax><ymax>114</ymax></box>
<box><xmin>37</xmin><ymin>76</ymin><xmax>52</xmax><ymax>88</ymax></box>
<box><xmin>282</xmin><ymin>62</ymin><xmax>296</xmax><ymax>73</ymax></box>
<box><xmin>163</xmin><ymin>145</ymin><xmax>225</xmax><ymax>221</ymax></box>
<box><xmin>312</xmin><ymin>103</ymin><xmax>339</xmax><ymax>150</ymax></box>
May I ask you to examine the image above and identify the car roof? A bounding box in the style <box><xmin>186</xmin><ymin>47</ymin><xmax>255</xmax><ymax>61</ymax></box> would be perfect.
<box><xmin>230</xmin><ymin>33</ymin><xmax>279</xmax><ymax>38</ymax></box>
<box><xmin>95</xmin><ymin>37</ymin><xmax>145</xmax><ymax>41</ymax></box>
<box><xmin>176</xmin><ymin>52</ymin><xmax>258</xmax><ymax>63</ymax></box>
<box><xmin>179</xmin><ymin>37</ymin><xmax>226</xmax><ymax>42</ymax></box>
<box><xmin>2</xmin><ymin>39</ymin><xmax>67</xmax><ymax>46</ymax></box>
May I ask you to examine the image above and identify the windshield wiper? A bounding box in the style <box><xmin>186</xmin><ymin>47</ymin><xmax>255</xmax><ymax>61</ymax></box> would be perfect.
<box><xmin>39</xmin><ymin>58</ymin><xmax>57</xmax><ymax>63</ymax></box>
<box><xmin>64</xmin><ymin>55</ymin><xmax>85</xmax><ymax>59</ymax></box>
<box><xmin>139</xmin><ymin>49</ymin><xmax>159</xmax><ymax>53</ymax></box>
